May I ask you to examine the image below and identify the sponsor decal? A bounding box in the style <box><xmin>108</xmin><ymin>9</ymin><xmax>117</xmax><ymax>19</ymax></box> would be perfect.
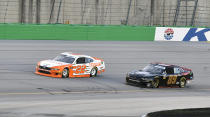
<box><xmin>155</xmin><ymin>27</ymin><xmax>210</xmax><ymax>41</ymax></box>
<box><xmin>183</xmin><ymin>28</ymin><xmax>210</xmax><ymax>41</ymax></box>
<box><xmin>90</xmin><ymin>62</ymin><xmax>101</xmax><ymax>67</ymax></box>
<box><xmin>164</xmin><ymin>28</ymin><xmax>174</xmax><ymax>40</ymax></box>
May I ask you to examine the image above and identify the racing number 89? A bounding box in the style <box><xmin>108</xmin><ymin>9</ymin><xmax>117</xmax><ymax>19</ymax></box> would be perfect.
<box><xmin>167</xmin><ymin>75</ymin><xmax>177</xmax><ymax>85</ymax></box>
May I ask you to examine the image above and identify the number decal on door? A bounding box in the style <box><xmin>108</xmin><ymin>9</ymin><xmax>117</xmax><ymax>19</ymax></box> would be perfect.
<box><xmin>74</xmin><ymin>65</ymin><xmax>86</xmax><ymax>74</ymax></box>
<box><xmin>167</xmin><ymin>75</ymin><xmax>177</xmax><ymax>85</ymax></box>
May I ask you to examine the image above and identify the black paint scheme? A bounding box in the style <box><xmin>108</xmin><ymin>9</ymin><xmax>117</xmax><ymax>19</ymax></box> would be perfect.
<box><xmin>126</xmin><ymin>63</ymin><xmax>193</xmax><ymax>88</ymax></box>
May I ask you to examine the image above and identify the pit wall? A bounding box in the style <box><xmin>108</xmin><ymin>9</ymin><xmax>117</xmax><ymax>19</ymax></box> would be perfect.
<box><xmin>0</xmin><ymin>24</ymin><xmax>210</xmax><ymax>41</ymax></box>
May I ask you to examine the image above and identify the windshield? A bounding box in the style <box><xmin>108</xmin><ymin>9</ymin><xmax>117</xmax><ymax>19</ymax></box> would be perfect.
<box><xmin>53</xmin><ymin>54</ymin><xmax>75</xmax><ymax>64</ymax></box>
<box><xmin>142</xmin><ymin>64</ymin><xmax>165</xmax><ymax>74</ymax></box>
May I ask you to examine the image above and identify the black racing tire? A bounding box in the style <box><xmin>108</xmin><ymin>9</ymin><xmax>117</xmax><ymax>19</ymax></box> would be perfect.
<box><xmin>62</xmin><ymin>68</ymin><xmax>69</xmax><ymax>78</ymax></box>
<box><xmin>126</xmin><ymin>78</ymin><xmax>129</xmax><ymax>83</ymax></box>
<box><xmin>126</xmin><ymin>77</ymin><xmax>131</xmax><ymax>84</ymax></box>
<box><xmin>90</xmin><ymin>67</ymin><xmax>97</xmax><ymax>77</ymax></box>
<box><xmin>151</xmin><ymin>78</ymin><xmax>159</xmax><ymax>88</ymax></box>
<box><xmin>179</xmin><ymin>77</ymin><xmax>186</xmax><ymax>88</ymax></box>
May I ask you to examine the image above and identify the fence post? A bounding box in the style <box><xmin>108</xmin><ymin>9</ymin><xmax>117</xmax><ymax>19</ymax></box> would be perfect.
<box><xmin>36</xmin><ymin>0</ymin><xmax>40</xmax><ymax>24</ymax></box>
<box><xmin>28</xmin><ymin>0</ymin><xmax>33</xmax><ymax>23</ymax></box>
<box><xmin>19</xmin><ymin>0</ymin><xmax>26</xmax><ymax>23</ymax></box>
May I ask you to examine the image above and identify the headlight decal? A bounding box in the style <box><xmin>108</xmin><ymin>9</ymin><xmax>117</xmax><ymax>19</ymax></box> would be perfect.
<box><xmin>51</xmin><ymin>68</ymin><xmax>60</xmax><ymax>71</ymax></box>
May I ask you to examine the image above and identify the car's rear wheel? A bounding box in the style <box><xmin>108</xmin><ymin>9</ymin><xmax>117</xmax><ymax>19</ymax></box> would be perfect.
<box><xmin>90</xmin><ymin>67</ymin><xmax>97</xmax><ymax>77</ymax></box>
<box><xmin>151</xmin><ymin>78</ymin><xmax>159</xmax><ymax>88</ymax></box>
<box><xmin>62</xmin><ymin>68</ymin><xmax>69</xmax><ymax>78</ymax></box>
<box><xmin>179</xmin><ymin>77</ymin><xmax>186</xmax><ymax>88</ymax></box>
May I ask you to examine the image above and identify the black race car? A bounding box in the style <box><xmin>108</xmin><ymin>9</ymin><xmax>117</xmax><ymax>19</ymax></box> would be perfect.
<box><xmin>126</xmin><ymin>63</ymin><xmax>193</xmax><ymax>88</ymax></box>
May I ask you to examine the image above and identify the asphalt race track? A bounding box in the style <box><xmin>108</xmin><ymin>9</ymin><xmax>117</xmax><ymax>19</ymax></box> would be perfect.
<box><xmin>0</xmin><ymin>40</ymin><xmax>210</xmax><ymax>117</ymax></box>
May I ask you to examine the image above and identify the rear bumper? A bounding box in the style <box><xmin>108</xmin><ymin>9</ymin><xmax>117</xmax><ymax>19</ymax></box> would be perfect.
<box><xmin>187</xmin><ymin>79</ymin><xmax>193</xmax><ymax>84</ymax></box>
<box><xmin>98</xmin><ymin>69</ymin><xmax>105</xmax><ymax>74</ymax></box>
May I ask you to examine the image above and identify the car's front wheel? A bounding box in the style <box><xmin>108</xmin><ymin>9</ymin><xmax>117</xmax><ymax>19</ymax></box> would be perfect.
<box><xmin>62</xmin><ymin>68</ymin><xmax>69</xmax><ymax>78</ymax></box>
<box><xmin>179</xmin><ymin>77</ymin><xmax>186</xmax><ymax>88</ymax></box>
<box><xmin>90</xmin><ymin>67</ymin><xmax>97</xmax><ymax>77</ymax></box>
<box><xmin>151</xmin><ymin>78</ymin><xmax>159</xmax><ymax>88</ymax></box>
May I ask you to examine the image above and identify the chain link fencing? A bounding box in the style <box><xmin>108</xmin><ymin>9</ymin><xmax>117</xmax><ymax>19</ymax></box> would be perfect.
<box><xmin>0</xmin><ymin>0</ymin><xmax>210</xmax><ymax>27</ymax></box>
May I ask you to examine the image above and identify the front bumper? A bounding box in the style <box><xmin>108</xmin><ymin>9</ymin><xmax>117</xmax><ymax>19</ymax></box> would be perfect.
<box><xmin>35</xmin><ymin>67</ymin><xmax>62</xmax><ymax>78</ymax></box>
<box><xmin>126</xmin><ymin>77</ymin><xmax>152</xmax><ymax>84</ymax></box>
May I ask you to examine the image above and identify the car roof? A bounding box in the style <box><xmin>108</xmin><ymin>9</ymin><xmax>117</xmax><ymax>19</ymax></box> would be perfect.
<box><xmin>150</xmin><ymin>62</ymin><xmax>192</xmax><ymax>71</ymax></box>
<box><xmin>151</xmin><ymin>62</ymin><xmax>180</xmax><ymax>68</ymax></box>
<box><xmin>61</xmin><ymin>52</ymin><xmax>92</xmax><ymax>58</ymax></box>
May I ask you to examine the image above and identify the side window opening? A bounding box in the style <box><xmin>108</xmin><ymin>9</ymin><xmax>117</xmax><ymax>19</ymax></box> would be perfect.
<box><xmin>174</xmin><ymin>67</ymin><xmax>181</xmax><ymax>74</ymax></box>
<box><xmin>180</xmin><ymin>68</ymin><xmax>184</xmax><ymax>73</ymax></box>
<box><xmin>85</xmin><ymin>58</ymin><xmax>94</xmax><ymax>63</ymax></box>
<box><xmin>166</xmin><ymin>67</ymin><xmax>174</xmax><ymax>74</ymax></box>
<box><xmin>76</xmin><ymin>57</ymin><xmax>86</xmax><ymax>64</ymax></box>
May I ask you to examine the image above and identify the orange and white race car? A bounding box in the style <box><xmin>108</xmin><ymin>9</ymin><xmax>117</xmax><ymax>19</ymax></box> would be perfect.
<box><xmin>35</xmin><ymin>52</ymin><xmax>105</xmax><ymax>78</ymax></box>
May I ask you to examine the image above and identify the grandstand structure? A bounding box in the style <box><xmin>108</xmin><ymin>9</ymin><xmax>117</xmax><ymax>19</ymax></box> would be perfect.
<box><xmin>0</xmin><ymin>0</ymin><xmax>210</xmax><ymax>26</ymax></box>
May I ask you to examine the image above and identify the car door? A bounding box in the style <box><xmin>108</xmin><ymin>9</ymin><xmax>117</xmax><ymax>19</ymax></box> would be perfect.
<box><xmin>85</xmin><ymin>57</ymin><xmax>94</xmax><ymax>74</ymax></box>
<box><xmin>73</xmin><ymin>57</ymin><xmax>88</xmax><ymax>76</ymax></box>
<box><xmin>164</xmin><ymin>67</ymin><xmax>178</xmax><ymax>86</ymax></box>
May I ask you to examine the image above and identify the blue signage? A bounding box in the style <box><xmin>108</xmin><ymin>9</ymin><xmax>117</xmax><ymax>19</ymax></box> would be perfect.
<box><xmin>183</xmin><ymin>28</ymin><xmax>210</xmax><ymax>41</ymax></box>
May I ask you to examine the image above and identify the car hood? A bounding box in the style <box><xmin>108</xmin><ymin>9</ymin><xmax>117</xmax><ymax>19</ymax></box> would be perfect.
<box><xmin>39</xmin><ymin>60</ymin><xmax>69</xmax><ymax>68</ymax></box>
<box><xmin>128</xmin><ymin>70</ymin><xmax>158</xmax><ymax>78</ymax></box>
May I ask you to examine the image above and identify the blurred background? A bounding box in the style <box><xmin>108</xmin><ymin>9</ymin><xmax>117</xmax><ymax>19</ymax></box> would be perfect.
<box><xmin>0</xmin><ymin>0</ymin><xmax>210</xmax><ymax>26</ymax></box>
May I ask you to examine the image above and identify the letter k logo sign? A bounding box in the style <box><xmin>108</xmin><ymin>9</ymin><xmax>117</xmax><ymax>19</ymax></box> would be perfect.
<box><xmin>183</xmin><ymin>28</ymin><xmax>210</xmax><ymax>41</ymax></box>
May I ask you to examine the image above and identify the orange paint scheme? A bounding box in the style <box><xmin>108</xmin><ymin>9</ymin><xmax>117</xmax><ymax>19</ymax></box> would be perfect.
<box><xmin>35</xmin><ymin>63</ymin><xmax>92</xmax><ymax>78</ymax></box>
<box><xmin>35</xmin><ymin>53</ymin><xmax>105</xmax><ymax>78</ymax></box>
<box><xmin>97</xmin><ymin>69</ymin><xmax>105</xmax><ymax>74</ymax></box>
<box><xmin>93</xmin><ymin>57</ymin><xmax>104</xmax><ymax>61</ymax></box>
<box><xmin>36</xmin><ymin>62</ymin><xmax>68</xmax><ymax>78</ymax></box>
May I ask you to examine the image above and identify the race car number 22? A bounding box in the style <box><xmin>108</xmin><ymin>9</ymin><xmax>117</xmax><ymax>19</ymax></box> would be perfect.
<box><xmin>74</xmin><ymin>65</ymin><xmax>86</xmax><ymax>74</ymax></box>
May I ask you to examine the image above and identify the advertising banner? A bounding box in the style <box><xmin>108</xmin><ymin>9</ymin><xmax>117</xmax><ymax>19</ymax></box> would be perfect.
<box><xmin>155</xmin><ymin>27</ymin><xmax>210</xmax><ymax>41</ymax></box>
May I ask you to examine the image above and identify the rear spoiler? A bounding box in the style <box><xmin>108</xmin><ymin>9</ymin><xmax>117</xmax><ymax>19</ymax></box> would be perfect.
<box><xmin>181</xmin><ymin>67</ymin><xmax>192</xmax><ymax>71</ymax></box>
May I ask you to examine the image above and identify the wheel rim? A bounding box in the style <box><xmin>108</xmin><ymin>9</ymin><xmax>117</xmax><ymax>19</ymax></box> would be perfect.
<box><xmin>91</xmin><ymin>69</ymin><xmax>96</xmax><ymax>76</ymax></box>
<box><xmin>153</xmin><ymin>79</ymin><xmax>159</xmax><ymax>88</ymax></box>
<box><xmin>180</xmin><ymin>78</ymin><xmax>186</xmax><ymax>88</ymax></box>
<box><xmin>62</xmin><ymin>69</ymin><xmax>68</xmax><ymax>77</ymax></box>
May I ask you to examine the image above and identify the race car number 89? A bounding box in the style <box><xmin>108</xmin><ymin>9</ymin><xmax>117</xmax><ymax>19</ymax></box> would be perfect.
<box><xmin>167</xmin><ymin>75</ymin><xmax>177</xmax><ymax>85</ymax></box>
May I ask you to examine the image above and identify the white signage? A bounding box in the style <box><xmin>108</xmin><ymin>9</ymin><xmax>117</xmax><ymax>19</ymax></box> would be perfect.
<box><xmin>155</xmin><ymin>27</ymin><xmax>210</xmax><ymax>41</ymax></box>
